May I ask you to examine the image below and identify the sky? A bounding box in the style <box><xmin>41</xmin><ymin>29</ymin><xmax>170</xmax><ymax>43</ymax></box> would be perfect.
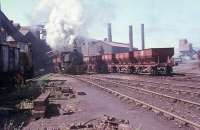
<box><xmin>2</xmin><ymin>0</ymin><xmax>200</xmax><ymax>49</ymax></box>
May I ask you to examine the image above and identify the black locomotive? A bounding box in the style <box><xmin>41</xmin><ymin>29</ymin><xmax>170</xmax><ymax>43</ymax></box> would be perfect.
<box><xmin>60</xmin><ymin>49</ymin><xmax>86</xmax><ymax>75</ymax></box>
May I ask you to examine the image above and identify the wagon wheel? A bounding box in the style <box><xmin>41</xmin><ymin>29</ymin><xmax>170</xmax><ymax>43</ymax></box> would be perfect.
<box><xmin>150</xmin><ymin>67</ymin><xmax>156</xmax><ymax>76</ymax></box>
<box><xmin>150</xmin><ymin>67</ymin><xmax>154</xmax><ymax>76</ymax></box>
<box><xmin>129</xmin><ymin>66</ymin><xmax>136</xmax><ymax>74</ymax></box>
<box><xmin>137</xmin><ymin>67</ymin><xmax>143</xmax><ymax>74</ymax></box>
<box><xmin>117</xmin><ymin>67</ymin><xmax>121</xmax><ymax>73</ymax></box>
<box><xmin>166</xmin><ymin>65</ymin><xmax>172</xmax><ymax>76</ymax></box>
<box><xmin>112</xmin><ymin>66</ymin><xmax>117</xmax><ymax>73</ymax></box>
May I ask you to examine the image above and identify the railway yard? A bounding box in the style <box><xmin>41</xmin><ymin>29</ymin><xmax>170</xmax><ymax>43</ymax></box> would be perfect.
<box><xmin>1</xmin><ymin>1</ymin><xmax>200</xmax><ymax>130</ymax></box>
<box><xmin>1</xmin><ymin>68</ymin><xmax>200</xmax><ymax>130</ymax></box>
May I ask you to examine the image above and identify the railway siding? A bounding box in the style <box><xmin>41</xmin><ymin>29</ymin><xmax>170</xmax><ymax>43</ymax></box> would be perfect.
<box><xmin>72</xmin><ymin>75</ymin><xmax>200</xmax><ymax>130</ymax></box>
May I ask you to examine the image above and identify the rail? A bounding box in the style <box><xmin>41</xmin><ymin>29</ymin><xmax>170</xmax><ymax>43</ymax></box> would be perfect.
<box><xmin>84</xmin><ymin>76</ymin><xmax>200</xmax><ymax>107</ymax></box>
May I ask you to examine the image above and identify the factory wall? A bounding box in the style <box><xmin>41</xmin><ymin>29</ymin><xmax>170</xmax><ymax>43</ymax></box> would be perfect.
<box><xmin>80</xmin><ymin>41</ymin><xmax>132</xmax><ymax>56</ymax></box>
<box><xmin>112</xmin><ymin>46</ymin><xmax>129</xmax><ymax>53</ymax></box>
<box><xmin>81</xmin><ymin>41</ymin><xmax>112</xmax><ymax>56</ymax></box>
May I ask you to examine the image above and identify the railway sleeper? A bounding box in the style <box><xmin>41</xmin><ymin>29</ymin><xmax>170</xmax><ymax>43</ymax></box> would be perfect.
<box><xmin>119</xmin><ymin>96</ymin><xmax>125</xmax><ymax>100</ymax></box>
<box><xmin>152</xmin><ymin>109</ymin><xmax>164</xmax><ymax>115</ymax></box>
<box><xmin>163</xmin><ymin>113</ymin><xmax>175</xmax><ymax>120</ymax></box>
<box><xmin>174</xmin><ymin>118</ymin><xmax>189</xmax><ymax>128</ymax></box>
<box><xmin>141</xmin><ymin>104</ymin><xmax>151</xmax><ymax>110</ymax></box>
<box><xmin>135</xmin><ymin>102</ymin><xmax>143</xmax><ymax>107</ymax></box>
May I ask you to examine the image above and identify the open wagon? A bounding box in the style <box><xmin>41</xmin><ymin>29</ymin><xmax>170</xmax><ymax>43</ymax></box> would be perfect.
<box><xmin>133</xmin><ymin>48</ymin><xmax>174</xmax><ymax>75</ymax></box>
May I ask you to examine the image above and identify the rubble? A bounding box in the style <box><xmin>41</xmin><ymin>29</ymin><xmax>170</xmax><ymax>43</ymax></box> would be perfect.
<box><xmin>60</xmin><ymin>105</ymin><xmax>76</xmax><ymax>115</ymax></box>
<box><xmin>2</xmin><ymin>75</ymin><xmax>140</xmax><ymax>130</ymax></box>
<box><xmin>16</xmin><ymin>99</ymin><xmax>33</xmax><ymax>110</ymax></box>
<box><xmin>77</xmin><ymin>92</ymin><xmax>87</xmax><ymax>96</ymax></box>
<box><xmin>68</xmin><ymin>115</ymin><xmax>133</xmax><ymax>130</ymax></box>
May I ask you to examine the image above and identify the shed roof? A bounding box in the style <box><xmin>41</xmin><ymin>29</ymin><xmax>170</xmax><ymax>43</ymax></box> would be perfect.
<box><xmin>104</xmin><ymin>41</ymin><xmax>130</xmax><ymax>48</ymax></box>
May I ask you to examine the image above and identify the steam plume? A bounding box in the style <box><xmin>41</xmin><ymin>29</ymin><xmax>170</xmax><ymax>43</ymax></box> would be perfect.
<box><xmin>32</xmin><ymin>0</ymin><xmax>115</xmax><ymax>51</ymax></box>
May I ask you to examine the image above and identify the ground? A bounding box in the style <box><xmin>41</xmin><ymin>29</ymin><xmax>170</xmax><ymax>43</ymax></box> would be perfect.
<box><xmin>174</xmin><ymin>60</ymin><xmax>200</xmax><ymax>75</ymax></box>
<box><xmin>23</xmin><ymin>74</ymin><xmax>190</xmax><ymax>130</ymax></box>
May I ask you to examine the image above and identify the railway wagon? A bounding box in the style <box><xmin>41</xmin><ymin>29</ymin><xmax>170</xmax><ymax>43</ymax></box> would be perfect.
<box><xmin>0</xmin><ymin>42</ymin><xmax>34</xmax><ymax>90</ymax></box>
<box><xmin>0</xmin><ymin>43</ymin><xmax>20</xmax><ymax>88</ymax></box>
<box><xmin>85</xmin><ymin>48</ymin><xmax>174</xmax><ymax>75</ymax></box>
<box><xmin>83</xmin><ymin>56</ymin><xmax>94</xmax><ymax>72</ymax></box>
<box><xmin>114</xmin><ymin>52</ymin><xmax>135</xmax><ymax>73</ymax></box>
<box><xmin>19</xmin><ymin>43</ymin><xmax>34</xmax><ymax>79</ymax></box>
<box><xmin>133</xmin><ymin>48</ymin><xmax>174</xmax><ymax>75</ymax></box>
<box><xmin>102</xmin><ymin>54</ymin><xmax>116</xmax><ymax>72</ymax></box>
<box><xmin>86</xmin><ymin>55</ymin><xmax>108</xmax><ymax>73</ymax></box>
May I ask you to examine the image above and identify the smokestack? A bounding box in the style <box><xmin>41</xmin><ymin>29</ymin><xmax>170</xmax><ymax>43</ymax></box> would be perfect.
<box><xmin>141</xmin><ymin>24</ymin><xmax>145</xmax><ymax>50</ymax></box>
<box><xmin>129</xmin><ymin>25</ymin><xmax>133</xmax><ymax>51</ymax></box>
<box><xmin>107</xmin><ymin>23</ymin><xmax>112</xmax><ymax>42</ymax></box>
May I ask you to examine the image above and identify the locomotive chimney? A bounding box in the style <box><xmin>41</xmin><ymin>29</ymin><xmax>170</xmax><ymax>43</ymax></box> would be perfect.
<box><xmin>141</xmin><ymin>24</ymin><xmax>145</xmax><ymax>50</ymax></box>
<box><xmin>129</xmin><ymin>25</ymin><xmax>133</xmax><ymax>51</ymax></box>
<box><xmin>107</xmin><ymin>23</ymin><xmax>112</xmax><ymax>42</ymax></box>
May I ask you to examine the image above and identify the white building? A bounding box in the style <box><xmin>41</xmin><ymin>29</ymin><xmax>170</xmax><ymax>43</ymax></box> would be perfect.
<box><xmin>77</xmin><ymin>39</ymin><xmax>137</xmax><ymax>56</ymax></box>
<box><xmin>77</xmin><ymin>23</ymin><xmax>140</xmax><ymax>56</ymax></box>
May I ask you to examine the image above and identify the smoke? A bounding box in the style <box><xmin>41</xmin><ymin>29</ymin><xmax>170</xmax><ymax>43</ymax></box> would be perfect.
<box><xmin>32</xmin><ymin>0</ymin><xmax>115</xmax><ymax>50</ymax></box>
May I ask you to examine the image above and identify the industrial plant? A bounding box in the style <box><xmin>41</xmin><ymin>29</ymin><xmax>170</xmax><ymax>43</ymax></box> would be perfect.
<box><xmin>0</xmin><ymin>1</ymin><xmax>200</xmax><ymax>130</ymax></box>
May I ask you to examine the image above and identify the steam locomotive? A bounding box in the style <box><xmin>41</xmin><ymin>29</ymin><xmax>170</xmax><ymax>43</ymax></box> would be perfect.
<box><xmin>52</xmin><ymin>49</ymin><xmax>86</xmax><ymax>75</ymax></box>
<box><xmin>60</xmin><ymin>49</ymin><xmax>86</xmax><ymax>74</ymax></box>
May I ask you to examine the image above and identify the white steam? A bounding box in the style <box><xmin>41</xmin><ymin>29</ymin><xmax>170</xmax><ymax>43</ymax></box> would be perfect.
<box><xmin>32</xmin><ymin>0</ymin><xmax>115</xmax><ymax>50</ymax></box>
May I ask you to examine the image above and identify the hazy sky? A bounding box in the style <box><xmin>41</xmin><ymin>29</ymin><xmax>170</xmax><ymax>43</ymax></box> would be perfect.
<box><xmin>2</xmin><ymin>0</ymin><xmax>200</xmax><ymax>49</ymax></box>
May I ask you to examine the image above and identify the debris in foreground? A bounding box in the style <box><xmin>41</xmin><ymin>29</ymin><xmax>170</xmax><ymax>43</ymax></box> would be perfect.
<box><xmin>68</xmin><ymin>115</ymin><xmax>133</xmax><ymax>130</ymax></box>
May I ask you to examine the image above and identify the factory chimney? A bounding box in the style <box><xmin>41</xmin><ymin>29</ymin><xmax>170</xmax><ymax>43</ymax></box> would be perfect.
<box><xmin>107</xmin><ymin>23</ymin><xmax>112</xmax><ymax>42</ymax></box>
<box><xmin>141</xmin><ymin>24</ymin><xmax>145</xmax><ymax>50</ymax></box>
<box><xmin>129</xmin><ymin>25</ymin><xmax>133</xmax><ymax>51</ymax></box>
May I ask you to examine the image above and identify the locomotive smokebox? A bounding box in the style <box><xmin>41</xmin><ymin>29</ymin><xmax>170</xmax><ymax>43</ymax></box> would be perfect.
<box><xmin>107</xmin><ymin>23</ymin><xmax>112</xmax><ymax>42</ymax></box>
<box><xmin>141</xmin><ymin>24</ymin><xmax>145</xmax><ymax>50</ymax></box>
<box><xmin>129</xmin><ymin>25</ymin><xmax>133</xmax><ymax>51</ymax></box>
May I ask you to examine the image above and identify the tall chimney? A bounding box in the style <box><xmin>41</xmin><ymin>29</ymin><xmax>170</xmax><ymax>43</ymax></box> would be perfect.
<box><xmin>107</xmin><ymin>23</ymin><xmax>112</xmax><ymax>42</ymax></box>
<box><xmin>141</xmin><ymin>24</ymin><xmax>145</xmax><ymax>50</ymax></box>
<box><xmin>129</xmin><ymin>25</ymin><xmax>133</xmax><ymax>51</ymax></box>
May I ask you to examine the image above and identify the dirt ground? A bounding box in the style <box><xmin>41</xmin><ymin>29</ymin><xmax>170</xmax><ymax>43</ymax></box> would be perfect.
<box><xmin>23</xmin><ymin>75</ymin><xmax>190</xmax><ymax>130</ymax></box>
<box><xmin>173</xmin><ymin>60</ymin><xmax>200</xmax><ymax>75</ymax></box>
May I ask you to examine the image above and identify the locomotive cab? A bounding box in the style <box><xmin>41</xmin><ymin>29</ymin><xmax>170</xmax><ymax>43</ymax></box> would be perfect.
<box><xmin>61</xmin><ymin>49</ymin><xmax>86</xmax><ymax>75</ymax></box>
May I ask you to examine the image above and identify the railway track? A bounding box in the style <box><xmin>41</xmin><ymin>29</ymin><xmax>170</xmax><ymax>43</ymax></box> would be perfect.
<box><xmin>99</xmin><ymin>74</ymin><xmax>200</xmax><ymax>91</ymax></box>
<box><xmin>164</xmin><ymin>74</ymin><xmax>200</xmax><ymax>82</ymax></box>
<box><xmin>70</xmin><ymin>75</ymin><xmax>200</xmax><ymax>130</ymax></box>
<box><xmin>142</xmin><ymin>74</ymin><xmax>200</xmax><ymax>85</ymax></box>
<box><xmin>133</xmin><ymin>73</ymin><xmax>200</xmax><ymax>83</ymax></box>
<box><xmin>91</xmin><ymin>77</ymin><xmax>200</xmax><ymax>105</ymax></box>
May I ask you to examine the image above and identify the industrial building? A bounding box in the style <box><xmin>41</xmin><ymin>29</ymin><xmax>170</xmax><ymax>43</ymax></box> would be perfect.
<box><xmin>78</xmin><ymin>39</ymin><xmax>135</xmax><ymax>56</ymax></box>
<box><xmin>77</xmin><ymin>23</ymin><xmax>138</xmax><ymax>56</ymax></box>
<box><xmin>179</xmin><ymin>39</ymin><xmax>197</xmax><ymax>59</ymax></box>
